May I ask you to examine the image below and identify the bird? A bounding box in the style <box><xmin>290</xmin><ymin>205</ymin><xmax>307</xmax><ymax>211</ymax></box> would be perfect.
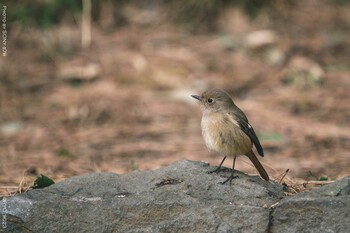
<box><xmin>191</xmin><ymin>88</ymin><xmax>269</xmax><ymax>184</ymax></box>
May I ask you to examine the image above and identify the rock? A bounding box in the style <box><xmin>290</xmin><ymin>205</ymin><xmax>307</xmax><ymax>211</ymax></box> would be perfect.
<box><xmin>1</xmin><ymin>160</ymin><xmax>283</xmax><ymax>233</ymax></box>
<box><xmin>265</xmin><ymin>47</ymin><xmax>285</xmax><ymax>66</ymax></box>
<box><xmin>244</xmin><ymin>30</ymin><xmax>285</xmax><ymax>66</ymax></box>
<box><xmin>58</xmin><ymin>62</ymin><xmax>101</xmax><ymax>81</ymax></box>
<box><xmin>281</xmin><ymin>56</ymin><xmax>324</xmax><ymax>88</ymax></box>
<box><xmin>272</xmin><ymin>176</ymin><xmax>350</xmax><ymax>233</ymax></box>
<box><xmin>245</xmin><ymin>30</ymin><xmax>278</xmax><ymax>49</ymax></box>
<box><xmin>0</xmin><ymin>122</ymin><xmax>23</xmax><ymax>135</ymax></box>
<box><xmin>1</xmin><ymin>161</ymin><xmax>348</xmax><ymax>233</ymax></box>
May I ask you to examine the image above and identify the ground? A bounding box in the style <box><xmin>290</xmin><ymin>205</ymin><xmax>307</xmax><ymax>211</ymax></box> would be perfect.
<box><xmin>0</xmin><ymin>1</ymin><xmax>349</xmax><ymax>196</ymax></box>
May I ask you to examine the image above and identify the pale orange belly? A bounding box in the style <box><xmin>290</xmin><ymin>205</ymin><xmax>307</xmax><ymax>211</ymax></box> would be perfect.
<box><xmin>201</xmin><ymin>115</ymin><xmax>252</xmax><ymax>157</ymax></box>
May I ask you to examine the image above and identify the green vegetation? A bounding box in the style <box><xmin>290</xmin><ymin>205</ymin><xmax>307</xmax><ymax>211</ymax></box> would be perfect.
<box><xmin>7</xmin><ymin>0</ymin><xmax>82</xmax><ymax>28</ymax></box>
<box><xmin>258</xmin><ymin>132</ymin><xmax>283</xmax><ymax>141</ymax></box>
<box><xmin>33</xmin><ymin>174</ymin><xmax>55</xmax><ymax>189</ymax></box>
<box><xmin>131</xmin><ymin>160</ymin><xmax>139</xmax><ymax>171</ymax></box>
<box><xmin>55</xmin><ymin>147</ymin><xmax>76</xmax><ymax>159</ymax></box>
<box><xmin>7</xmin><ymin>0</ymin><xmax>271</xmax><ymax>31</ymax></box>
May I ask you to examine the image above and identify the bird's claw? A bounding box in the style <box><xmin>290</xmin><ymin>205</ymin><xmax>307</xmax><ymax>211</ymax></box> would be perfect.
<box><xmin>220</xmin><ymin>175</ymin><xmax>239</xmax><ymax>185</ymax></box>
<box><xmin>207</xmin><ymin>167</ymin><xmax>222</xmax><ymax>174</ymax></box>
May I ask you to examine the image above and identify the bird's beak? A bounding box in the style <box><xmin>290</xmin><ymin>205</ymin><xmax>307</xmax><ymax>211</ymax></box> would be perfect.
<box><xmin>191</xmin><ymin>95</ymin><xmax>202</xmax><ymax>101</ymax></box>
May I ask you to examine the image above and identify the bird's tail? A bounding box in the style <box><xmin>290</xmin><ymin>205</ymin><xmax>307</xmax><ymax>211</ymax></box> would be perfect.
<box><xmin>247</xmin><ymin>150</ymin><xmax>269</xmax><ymax>181</ymax></box>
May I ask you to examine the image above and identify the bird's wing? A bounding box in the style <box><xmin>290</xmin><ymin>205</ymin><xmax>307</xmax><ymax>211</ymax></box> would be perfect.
<box><xmin>227</xmin><ymin>112</ymin><xmax>264</xmax><ymax>157</ymax></box>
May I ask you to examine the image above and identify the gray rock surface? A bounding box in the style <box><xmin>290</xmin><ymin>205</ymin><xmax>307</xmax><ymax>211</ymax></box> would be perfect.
<box><xmin>272</xmin><ymin>176</ymin><xmax>350</xmax><ymax>233</ymax></box>
<box><xmin>0</xmin><ymin>160</ymin><xmax>349</xmax><ymax>233</ymax></box>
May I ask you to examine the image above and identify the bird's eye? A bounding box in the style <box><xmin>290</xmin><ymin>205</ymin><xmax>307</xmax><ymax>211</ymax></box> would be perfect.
<box><xmin>207</xmin><ymin>98</ymin><xmax>214</xmax><ymax>104</ymax></box>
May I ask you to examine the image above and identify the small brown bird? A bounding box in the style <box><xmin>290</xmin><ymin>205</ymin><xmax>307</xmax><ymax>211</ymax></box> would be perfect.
<box><xmin>191</xmin><ymin>88</ymin><xmax>269</xmax><ymax>184</ymax></box>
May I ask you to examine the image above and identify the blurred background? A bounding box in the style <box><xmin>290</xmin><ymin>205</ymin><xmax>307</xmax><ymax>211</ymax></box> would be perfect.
<box><xmin>1</xmin><ymin>0</ymin><xmax>350</xmax><ymax>194</ymax></box>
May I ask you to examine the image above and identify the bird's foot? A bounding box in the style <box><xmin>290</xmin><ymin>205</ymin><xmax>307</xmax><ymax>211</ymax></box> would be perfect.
<box><xmin>207</xmin><ymin>166</ymin><xmax>223</xmax><ymax>174</ymax></box>
<box><xmin>220</xmin><ymin>174</ymin><xmax>239</xmax><ymax>185</ymax></box>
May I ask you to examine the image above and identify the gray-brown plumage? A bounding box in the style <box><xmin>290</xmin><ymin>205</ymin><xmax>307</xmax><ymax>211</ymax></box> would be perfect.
<box><xmin>191</xmin><ymin>88</ymin><xmax>269</xmax><ymax>184</ymax></box>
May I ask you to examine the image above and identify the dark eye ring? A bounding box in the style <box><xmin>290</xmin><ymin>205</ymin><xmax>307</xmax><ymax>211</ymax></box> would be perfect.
<box><xmin>207</xmin><ymin>98</ymin><xmax>213</xmax><ymax>103</ymax></box>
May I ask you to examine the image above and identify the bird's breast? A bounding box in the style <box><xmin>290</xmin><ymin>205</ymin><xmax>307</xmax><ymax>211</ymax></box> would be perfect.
<box><xmin>201</xmin><ymin>113</ymin><xmax>252</xmax><ymax>156</ymax></box>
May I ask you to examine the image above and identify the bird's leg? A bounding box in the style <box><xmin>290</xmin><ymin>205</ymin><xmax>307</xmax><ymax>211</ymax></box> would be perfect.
<box><xmin>220</xmin><ymin>155</ymin><xmax>238</xmax><ymax>185</ymax></box>
<box><xmin>207</xmin><ymin>156</ymin><xmax>226</xmax><ymax>174</ymax></box>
